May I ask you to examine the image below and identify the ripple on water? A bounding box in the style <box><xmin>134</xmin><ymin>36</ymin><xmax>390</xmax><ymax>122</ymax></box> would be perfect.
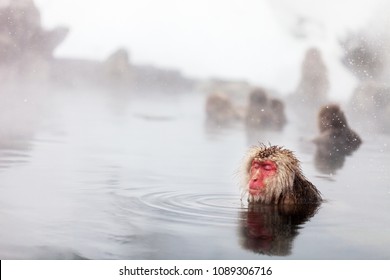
<box><xmin>116</xmin><ymin>190</ymin><xmax>242</xmax><ymax>227</ymax></box>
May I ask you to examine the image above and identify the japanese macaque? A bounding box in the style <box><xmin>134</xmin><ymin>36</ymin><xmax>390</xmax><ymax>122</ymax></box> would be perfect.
<box><xmin>269</xmin><ymin>99</ymin><xmax>287</xmax><ymax>130</ymax></box>
<box><xmin>313</xmin><ymin>104</ymin><xmax>362</xmax><ymax>174</ymax></box>
<box><xmin>288</xmin><ymin>47</ymin><xmax>329</xmax><ymax>125</ymax></box>
<box><xmin>240</xmin><ymin>144</ymin><xmax>322</xmax><ymax>204</ymax></box>
<box><xmin>245</xmin><ymin>88</ymin><xmax>287</xmax><ymax>130</ymax></box>
<box><xmin>239</xmin><ymin>203</ymin><xmax>320</xmax><ymax>256</ymax></box>
<box><xmin>294</xmin><ymin>47</ymin><xmax>329</xmax><ymax>106</ymax></box>
<box><xmin>314</xmin><ymin>104</ymin><xmax>362</xmax><ymax>155</ymax></box>
<box><xmin>205</xmin><ymin>92</ymin><xmax>241</xmax><ymax>124</ymax></box>
<box><xmin>246</xmin><ymin>88</ymin><xmax>268</xmax><ymax>127</ymax></box>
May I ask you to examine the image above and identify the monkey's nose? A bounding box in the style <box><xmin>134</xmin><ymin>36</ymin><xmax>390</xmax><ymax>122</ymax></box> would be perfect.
<box><xmin>251</xmin><ymin>171</ymin><xmax>261</xmax><ymax>181</ymax></box>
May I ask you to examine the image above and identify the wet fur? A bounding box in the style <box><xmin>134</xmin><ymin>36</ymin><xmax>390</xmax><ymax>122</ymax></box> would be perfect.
<box><xmin>240</xmin><ymin>144</ymin><xmax>322</xmax><ymax>204</ymax></box>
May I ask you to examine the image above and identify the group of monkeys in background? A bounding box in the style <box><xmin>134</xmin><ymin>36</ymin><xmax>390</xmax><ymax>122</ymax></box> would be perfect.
<box><xmin>204</xmin><ymin>47</ymin><xmax>390</xmax><ymax>256</ymax></box>
<box><xmin>205</xmin><ymin>87</ymin><xmax>287</xmax><ymax>131</ymax></box>
<box><xmin>205</xmin><ymin>47</ymin><xmax>363</xmax><ymax>206</ymax></box>
<box><xmin>207</xmin><ymin>93</ymin><xmax>361</xmax><ymax>206</ymax></box>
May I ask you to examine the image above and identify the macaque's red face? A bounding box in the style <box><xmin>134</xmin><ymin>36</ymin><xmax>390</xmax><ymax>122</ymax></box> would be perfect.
<box><xmin>248</xmin><ymin>159</ymin><xmax>277</xmax><ymax>196</ymax></box>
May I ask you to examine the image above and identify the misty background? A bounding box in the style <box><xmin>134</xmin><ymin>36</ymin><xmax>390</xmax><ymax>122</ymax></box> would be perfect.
<box><xmin>33</xmin><ymin>0</ymin><xmax>389</xmax><ymax>99</ymax></box>
<box><xmin>1</xmin><ymin>0</ymin><xmax>390</xmax><ymax>259</ymax></box>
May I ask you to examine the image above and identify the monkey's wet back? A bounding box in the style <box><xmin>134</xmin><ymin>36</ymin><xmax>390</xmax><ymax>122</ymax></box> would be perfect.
<box><xmin>0</xmin><ymin>92</ymin><xmax>389</xmax><ymax>259</ymax></box>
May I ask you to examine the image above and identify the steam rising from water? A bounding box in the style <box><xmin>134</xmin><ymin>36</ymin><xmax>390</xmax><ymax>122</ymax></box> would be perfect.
<box><xmin>1</xmin><ymin>0</ymin><xmax>390</xmax><ymax>260</ymax></box>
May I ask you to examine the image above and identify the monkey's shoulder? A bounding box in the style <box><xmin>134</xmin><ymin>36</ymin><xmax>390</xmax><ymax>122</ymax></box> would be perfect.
<box><xmin>281</xmin><ymin>175</ymin><xmax>322</xmax><ymax>204</ymax></box>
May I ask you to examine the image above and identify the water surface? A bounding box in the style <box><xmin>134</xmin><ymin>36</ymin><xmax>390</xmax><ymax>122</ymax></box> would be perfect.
<box><xmin>0</xmin><ymin>90</ymin><xmax>389</xmax><ymax>259</ymax></box>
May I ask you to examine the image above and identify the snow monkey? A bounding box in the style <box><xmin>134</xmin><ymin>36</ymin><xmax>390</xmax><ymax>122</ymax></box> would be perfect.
<box><xmin>205</xmin><ymin>92</ymin><xmax>240</xmax><ymax>124</ymax></box>
<box><xmin>314</xmin><ymin>104</ymin><xmax>362</xmax><ymax>155</ymax></box>
<box><xmin>240</xmin><ymin>144</ymin><xmax>322</xmax><ymax>204</ymax></box>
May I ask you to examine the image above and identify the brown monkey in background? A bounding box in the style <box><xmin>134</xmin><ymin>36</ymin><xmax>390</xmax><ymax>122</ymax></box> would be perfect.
<box><xmin>314</xmin><ymin>104</ymin><xmax>362</xmax><ymax>155</ymax></box>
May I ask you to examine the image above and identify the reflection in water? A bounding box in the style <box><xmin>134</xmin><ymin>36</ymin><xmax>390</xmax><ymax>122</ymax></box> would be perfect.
<box><xmin>239</xmin><ymin>203</ymin><xmax>321</xmax><ymax>256</ymax></box>
<box><xmin>314</xmin><ymin>147</ymin><xmax>346</xmax><ymax>174</ymax></box>
<box><xmin>0</xmin><ymin>92</ymin><xmax>37</xmax><ymax>171</ymax></box>
<box><xmin>0</xmin><ymin>146</ymin><xmax>32</xmax><ymax>170</ymax></box>
<box><xmin>203</xmin><ymin>118</ymin><xmax>240</xmax><ymax>139</ymax></box>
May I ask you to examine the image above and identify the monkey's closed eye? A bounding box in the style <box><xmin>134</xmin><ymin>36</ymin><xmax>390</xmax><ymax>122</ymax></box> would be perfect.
<box><xmin>262</xmin><ymin>164</ymin><xmax>274</xmax><ymax>171</ymax></box>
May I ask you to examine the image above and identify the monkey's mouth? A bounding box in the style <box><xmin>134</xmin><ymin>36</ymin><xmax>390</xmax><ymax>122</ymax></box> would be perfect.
<box><xmin>247</xmin><ymin>188</ymin><xmax>264</xmax><ymax>203</ymax></box>
<box><xmin>248</xmin><ymin>185</ymin><xmax>265</xmax><ymax>196</ymax></box>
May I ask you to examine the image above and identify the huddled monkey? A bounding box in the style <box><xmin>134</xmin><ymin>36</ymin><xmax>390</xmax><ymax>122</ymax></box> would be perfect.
<box><xmin>314</xmin><ymin>104</ymin><xmax>362</xmax><ymax>155</ymax></box>
<box><xmin>205</xmin><ymin>92</ymin><xmax>241</xmax><ymax>124</ymax></box>
<box><xmin>294</xmin><ymin>47</ymin><xmax>329</xmax><ymax>106</ymax></box>
<box><xmin>288</xmin><ymin>47</ymin><xmax>330</xmax><ymax>125</ymax></box>
<box><xmin>245</xmin><ymin>88</ymin><xmax>286</xmax><ymax>130</ymax></box>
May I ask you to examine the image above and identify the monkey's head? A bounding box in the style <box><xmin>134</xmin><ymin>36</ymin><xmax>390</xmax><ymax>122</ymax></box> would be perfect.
<box><xmin>249</xmin><ymin>88</ymin><xmax>268</xmax><ymax>105</ymax></box>
<box><xmin>240</xmin><ymin>144</ymin><xmax>302</xmax><ymax>204</ymax></box>
<box><xmin>270</xmin><ymin>99</ymin><xmax>284</xmax><ymax>111</ymax></box>
<box><xmin>318</xmin><ymin>104</ymin><xmax>348</xmax><ymax>133</ymax></box>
